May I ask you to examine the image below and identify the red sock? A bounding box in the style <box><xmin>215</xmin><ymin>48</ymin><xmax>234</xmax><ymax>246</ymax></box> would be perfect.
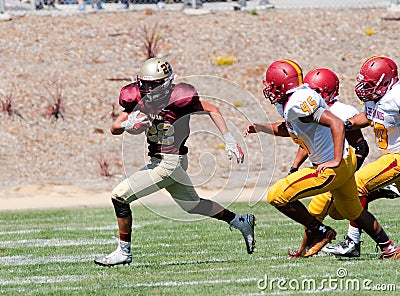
<box><xmin>359</xmin><ymin>196</ymin><xmax>368</xmax><ymax>209</ymax></box>
<box><xmin>120</xmin><ymin>230</ymin><xmax>131</xmax><ymax>242</ymax></box>
<box><xmin>350</xmin><ymin>197</ymin><xmax>368</xmax><ymax>228</ymax></box>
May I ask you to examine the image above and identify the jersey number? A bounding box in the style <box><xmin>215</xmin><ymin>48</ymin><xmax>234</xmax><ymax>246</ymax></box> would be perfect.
<box><xmin>374</xmin><ymin>122</ymin><xmax>388</xmax><ymax>149</ymax></box>
<box><xmin>147</xmin><ymin>123</ymin><xmax>175</xmax><ymax>145</ymax></box>
<box><xmin>300</xmin><ymin>97</ymin><xmax>318</xmax><ymax>115</ymax></box>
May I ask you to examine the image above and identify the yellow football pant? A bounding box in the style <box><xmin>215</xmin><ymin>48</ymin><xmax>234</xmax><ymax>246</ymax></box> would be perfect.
<box><xmin>308</xmin><ymin>191</ymin><xmax>342</xmax><ymax>221</ymax></box>
<box><xmin>267</xmin><ymin>148</ymin><xmax>363</xmax><ymax>221</ymax></box>
<box><xmin>308</xmin><ymin>153</ymin><xmax>400</xmax><ymax>221</ymax></box>
<box><xmin>356</xmin><ymin>153</ymin><xmax>400</xmax><ymax>196</ymax></box>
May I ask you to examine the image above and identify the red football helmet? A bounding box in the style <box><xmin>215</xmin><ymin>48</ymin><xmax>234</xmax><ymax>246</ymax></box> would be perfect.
<box><xmin>263</xmin><ymin>60</ymin><xmax>303</xmax><ymax>104</ymax></box>
<box><xmin>304</xmin><ymin>68</ymin><xmax>339</xmax><ymax>106</ymax></box>
<box><xmin>355</xmin><ymin>56</ymin><xmax>399</xmax><ymax>102</ymax></box>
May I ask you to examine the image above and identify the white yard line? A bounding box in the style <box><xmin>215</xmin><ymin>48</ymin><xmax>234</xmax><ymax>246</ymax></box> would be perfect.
<box><xmin>0</xmin><ymin>254</ymin><xmax>104</xmax><ymax>266</ymax></box>
<box><xmin>0</xmin><ymin>225</ymin><xmax>121</xmax><ymax>235</ymax></box>
<box><xmin>0</xmin><ymin>229</ymin><xmax>41</xmax><ymax>235</ymax></box>
<box><xmin>0</xmin><ymin>238</ymin><xmax>116</xmax><ymax>249</ymax></box>
<box><xmin>132</xmin><ymin>277</ymin><xmax>259</xmax><ymax>287</ymax></box>
<box><xmin>0</xmin><ymin>252</ymin><xmax>233</xmax><ymax>266</ymax></box>
<box><xmin>1</xmin><ymin>274</ymin><xmax>258</xmax><ymax>288</ymax></box>
<box><xmin>0</xmin><ymin>275</ymin><xmax>88</xmax><ymax>286</ymax></box>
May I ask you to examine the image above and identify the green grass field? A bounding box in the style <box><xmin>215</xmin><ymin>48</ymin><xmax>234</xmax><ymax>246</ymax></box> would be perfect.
<box><xmin>1</xmin><ymin>199</ymin><xmax>399</xmax><ymax>295</ymax></box>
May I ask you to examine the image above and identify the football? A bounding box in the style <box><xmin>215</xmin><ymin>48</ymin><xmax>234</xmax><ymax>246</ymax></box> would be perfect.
<box><xmin>135</xmin><ymin>112</ymin><xmax>149</xmax><ymax>132</ymax></box>
<box><xmin>122</xmin><ymin>111</ymin><xmax>149</xmax><ymax>135</ymax></box>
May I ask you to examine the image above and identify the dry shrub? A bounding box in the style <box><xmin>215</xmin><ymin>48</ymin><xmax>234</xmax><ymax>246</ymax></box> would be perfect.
<box><xmin>98</xmin><ymin>153</ymin><xmax>112</xmax><ymax>177</ymax></box>
<box><xmin>141</xmin><ymin>23</ymin><xmax>163</xmax><ymax>59</ymax></box>
<box><xmin>0</xmin><ymin>87</ymin><xmax>23</xmax><ymax>119</ymax></box>
<box><xmin>110</xmin><ymin>102</ymin><xmax>119</xmax><ymax>121</ymax></box>
<box><xmin>43</xmin><ymin>82</ymin><xmax>66</xmax><ymax>120</ymax></box>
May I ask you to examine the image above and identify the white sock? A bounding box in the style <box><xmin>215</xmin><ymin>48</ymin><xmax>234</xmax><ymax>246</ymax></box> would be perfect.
<box><xmin>347</xmin><ymin>225</ymin><xmax>361</xmax><ymax>244</ymax></box>
<box><xmin>119</xmin><ymin>240</ymin><xmax>131</xmax><ymax>253</ymax></box>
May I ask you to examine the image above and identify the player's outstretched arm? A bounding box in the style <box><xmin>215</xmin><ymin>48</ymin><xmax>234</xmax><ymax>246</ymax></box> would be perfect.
<box><xmin>345</xmin><ymin>112</ymin><xmax>369</xmax><ymax>131</ymax></box>
<box><xmin>199</xmin><ymin>100</ymin><xmax>244</xmax><ymax>163</ymax></box>
<box><xmin>244</xmin><ymin>122</ymin><xmax>289</xmax><ymax>137</ymax></box>
<box><xmin>199</xmin><ymin>100</ymin><xmax>229</xmax><ymax>134</ymax></box>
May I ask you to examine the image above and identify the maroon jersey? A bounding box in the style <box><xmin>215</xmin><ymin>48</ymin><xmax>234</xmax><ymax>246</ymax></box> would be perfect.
<box><xmin>119</xmin><ymin>82</ymin><xmax>204</xmax><ymax>156</ymax></box>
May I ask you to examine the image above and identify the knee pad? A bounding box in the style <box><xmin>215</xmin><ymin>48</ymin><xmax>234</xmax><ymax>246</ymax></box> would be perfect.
<box><xmin>112</xmin><ymin>198</ymin><xmax>132</xmax><ymax>218</ymax></box>
<box><xmin>354</xmin><ymin>139</ymin><xmax>369</xmax><ymax>169</ymax></box>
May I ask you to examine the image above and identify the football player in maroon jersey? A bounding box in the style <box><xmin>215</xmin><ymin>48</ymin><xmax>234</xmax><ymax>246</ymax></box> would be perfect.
<box><xmin>95</xmin><ymin>58</ymin><xmax>255</xmax><ymax>267</ymax></box>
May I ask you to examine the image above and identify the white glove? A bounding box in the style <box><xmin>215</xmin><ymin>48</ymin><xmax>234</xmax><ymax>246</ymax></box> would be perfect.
<box><xmin>121</xmin><ymin>110</ymin><xmax>149</xmax><ymax>133</ymax></box>
<box><xmin>223</xmin><ymin>132</ymin><xmax>244</xmax><ymax>164</ymax></box>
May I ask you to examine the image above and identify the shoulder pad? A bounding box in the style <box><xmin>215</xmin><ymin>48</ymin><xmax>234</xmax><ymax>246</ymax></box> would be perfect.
<box><xmin>119</xmin><ymin>83</ymin><xmax>141</xmax><ymax>111</ymax></box>
<box><xmin>169</xmin><ymin>83</ymin><xmax>199</xmax><ymax>107</ymax></box>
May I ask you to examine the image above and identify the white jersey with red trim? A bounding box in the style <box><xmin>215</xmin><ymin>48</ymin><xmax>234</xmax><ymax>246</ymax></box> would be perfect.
<box><xmin>280</xmin><ymin>85</ymin><xmax>349</xmax><ymax>165</ymax></box>
<box><xmin>364</xmin><ymin>81</ymin><xmax>400</xmax><ymax>154</ymax></box>
<box><xmin>329</xmin><ymin>99</ymin><xmax>360</xmax><ymax>121</ymax></box>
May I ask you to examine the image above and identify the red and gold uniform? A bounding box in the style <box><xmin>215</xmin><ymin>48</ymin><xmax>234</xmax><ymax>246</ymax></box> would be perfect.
<box><xmin>308</xmin><ymin>100</ymin><xmax>363</xmax><ymax>221</ymax></box>
<box><xmin>267</xmin><ymin>86</ymin><xmax>363</xmax><ymax>221</ymax></box>
<box><xmin>308</xmin><ymin>82</ymin><xmax>400</xmax><ymax>221</ymax></box>
<box><xmin>355</xmin><ymin>82</ymin><xmax>400</xmax><ymax>197</ymax></box>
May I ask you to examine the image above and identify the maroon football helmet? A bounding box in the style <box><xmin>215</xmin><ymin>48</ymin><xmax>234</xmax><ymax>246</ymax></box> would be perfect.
<box><xmin>263</xmin><ymin>60</ymin><xmax>303</xmax><ymax>104</ymax></box>
<box><xmin>304</xmin><ymin>68</ymin><xmax>339</xmax><ymax>106</ymax></box>
<box><xmin>355</xmin><ymin>56</ymin><xmax>399</xmax><ymax>102</ymax></box>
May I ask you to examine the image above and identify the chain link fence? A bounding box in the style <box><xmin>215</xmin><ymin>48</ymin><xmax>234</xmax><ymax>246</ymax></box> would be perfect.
<box><xmin>1</xmin><ymin>0</ymin><xmax>398</xmax><ymax>13</ymax></box>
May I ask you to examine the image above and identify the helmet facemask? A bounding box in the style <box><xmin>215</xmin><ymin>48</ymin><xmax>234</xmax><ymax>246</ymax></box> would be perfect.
<box><xmin>355</xmin><ymin>73</ymin><xmax>393</xmax><ymax>102</ymax></box>
<box><xmin>263</xmin><ymin>81</ymin><xmax>288</xmax><ymax>105</ymax></box>
<box><xmin>355</xmin><ymin>56</ymin><xmax>399</xmax><ymax>102</ymax></box>
<box><xmin>138</xmin><ymin>75</ymin><xmax>174</xmax><ymax>104</ymax></box>
<box><xmin>263</xmin><ymin>81</ymin><xmax>277</xmax><ymax>104</ymax></box>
